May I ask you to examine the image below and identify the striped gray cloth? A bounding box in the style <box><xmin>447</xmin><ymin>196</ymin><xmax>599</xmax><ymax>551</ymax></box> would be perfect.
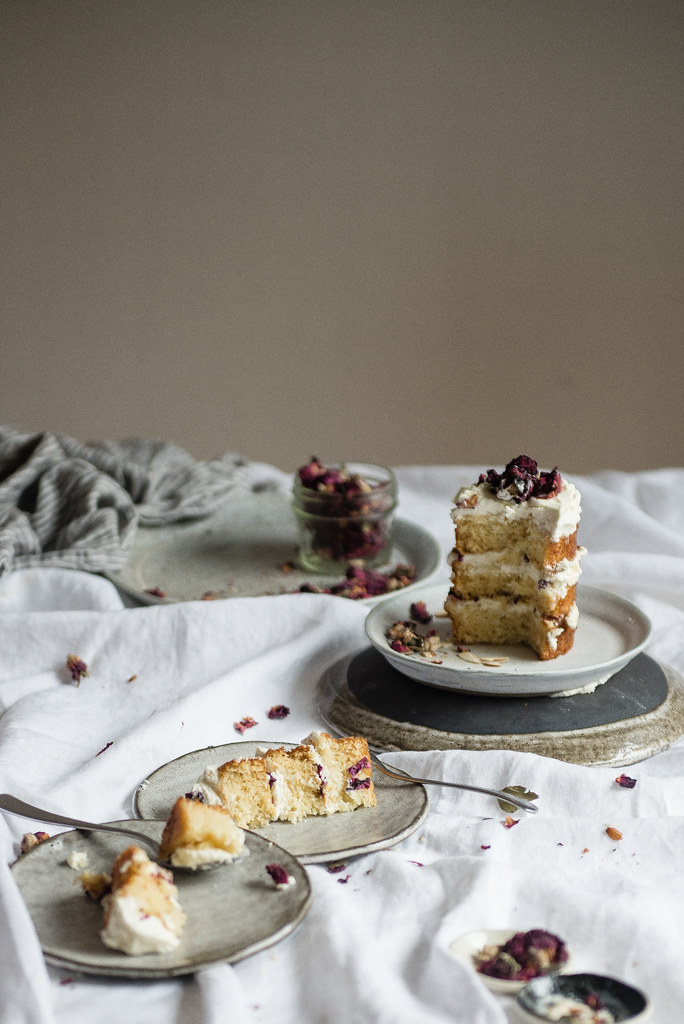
<box><xmin>0</xmin><ymin>425</ymin><xmax>261</xmax><ymax>576</ymax></box>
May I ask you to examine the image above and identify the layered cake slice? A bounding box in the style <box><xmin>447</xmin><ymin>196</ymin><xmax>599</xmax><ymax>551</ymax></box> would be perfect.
<box><xmin>100</xmin><ymin>845</ymin><xmax>185</xmax><ymax>955</ymax></box>
<box><xmin>303</xmin><ymin>731</ymin><xmax>376</xmax><ymax>813</ymax></box>
<box><xmin>193</xmin><ymin>758</ymin><xmax>276</xmax><ymax>827</ymax></box>
<box><xmin>445</xmin><ymin>456</ymin><xmax>585</xmax><ymax>660</ymax></box>
<box><xmin>262</xmin><ymin>744</ymin><xmax>330</xmax><ymax>822</ymax></box>
<box><xmin>158</xmin><ymin>795</ymin><xmax>247</xmax><ymax>869</ymax></box>
<box><xmin>191</xmin><ymin>732</ymin><xmax>376</xmax><ymax>828</ymax></box>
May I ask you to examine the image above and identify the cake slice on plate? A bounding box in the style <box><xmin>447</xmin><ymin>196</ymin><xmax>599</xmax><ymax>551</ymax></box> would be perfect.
<box><xmin>193</xmin><ymin>758</ymin><xmax>276</xmax><ymax>828</ymax></box>
<box><xmin>191</xmin><ymin>732</ymin><xmax>376</xmax><ymax>828</ymax></box>
<box><xmin>158</xmin><ymin>795</ymin><xmax>247</xmax><ymax>868</ymax></box>
<box><xmin>100</xmin><ymin>845</ymin><xmax>185</xmax><ymax>955</ymax></box>
<box><xmin>262</xmin><ymin>744</ymin><xmax>330</xmax><ymax>821</ymax></box>
<box><xmin>444</xmin><ymin>456</ymin><xmax>585</xmax><ymax>660</ymax></box>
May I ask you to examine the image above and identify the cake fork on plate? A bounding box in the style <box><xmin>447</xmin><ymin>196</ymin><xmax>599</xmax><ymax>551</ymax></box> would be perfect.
<box><xmin>368</xmin><ymin>753</ymin><xmax>539</xmax><ymax>813</ymax></box>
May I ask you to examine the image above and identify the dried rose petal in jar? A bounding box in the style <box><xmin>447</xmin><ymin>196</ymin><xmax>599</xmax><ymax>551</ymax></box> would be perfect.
<box><xmin>292</xmin><ymin>458</ymin><xmax>397</xmax><ymax>573</ymax></box>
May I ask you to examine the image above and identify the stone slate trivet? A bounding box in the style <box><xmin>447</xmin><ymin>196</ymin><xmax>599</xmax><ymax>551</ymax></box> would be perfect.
<box><xmin>318</xmin><ymin>648</ymin><xmax>684</xmax><ymax>766</ymax></box>
<box><xmin>346</xmin><ymin>648</ymin><xmax>666</xmax><ymax>735</ymax></box>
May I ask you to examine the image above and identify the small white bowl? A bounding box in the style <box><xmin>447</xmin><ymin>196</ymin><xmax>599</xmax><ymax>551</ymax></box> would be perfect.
<box><xmin>448</xmin><ymin>928</ymin><xmax>573</xmax><ymax>996</ymax></box>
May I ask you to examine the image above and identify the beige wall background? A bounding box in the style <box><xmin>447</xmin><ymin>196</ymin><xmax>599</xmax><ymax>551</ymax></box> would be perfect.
<box><xmin>1</xmin><ymin>0</ymin><xmax>682</xmax><ymax>477</ymax></box>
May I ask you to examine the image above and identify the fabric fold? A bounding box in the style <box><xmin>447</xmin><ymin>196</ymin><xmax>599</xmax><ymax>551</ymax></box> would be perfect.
<box><xmin>0</xmin><ymin>424</ymin><xmax>285</xmax><ymax>576</ymax></box>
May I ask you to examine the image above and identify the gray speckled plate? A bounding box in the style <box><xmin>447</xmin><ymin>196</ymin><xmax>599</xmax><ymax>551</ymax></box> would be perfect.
<box><xmin>105</xmin><ymin>492</ymin><xmax>442</xmax><ymax>605</ymax></box>
<box><xmin>135</xmin><ymin>741</ymin><xmax>429</xmax><ymax>864</ymax></box>
<box><xmin>10</xmin><ymin>819</ymin><xmax>311</xmax><ymax>979</ymax></box>
<box><xmin>366</xmin><ymin>583</ymin><xmax>652</xmax><ymax>696</ymax></box>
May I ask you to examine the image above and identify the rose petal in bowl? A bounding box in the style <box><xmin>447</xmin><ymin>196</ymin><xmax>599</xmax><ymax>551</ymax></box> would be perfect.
<box><xmin>448</xmin><ymin>928</ymin><xmax>573</xmax><ymax>996</ymax></box>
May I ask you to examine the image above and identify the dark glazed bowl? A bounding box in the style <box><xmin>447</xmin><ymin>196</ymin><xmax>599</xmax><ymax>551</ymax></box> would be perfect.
<box><xmin>515</xmin><ymin>972</ymin><xmax>651</xmax><ymax>1022</ymax></box>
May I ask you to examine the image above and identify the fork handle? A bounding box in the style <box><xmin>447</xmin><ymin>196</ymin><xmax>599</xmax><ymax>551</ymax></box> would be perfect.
<box><xmin>372</xmin><ymin>765</ymin><xmax>539</xmax><ymax>813</ymax></box>
<box><xmin>0</xmin><ymin>794</ymin><xmax>157</xmax><ymax>845</ymax></box>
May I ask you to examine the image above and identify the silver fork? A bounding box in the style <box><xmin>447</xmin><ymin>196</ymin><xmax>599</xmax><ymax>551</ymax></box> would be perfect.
<box><xmin>0</xmin><ymin>793</ymin><xmax>235</xmax><ymax>873</ymax></box>
<box><xmin>368</xmin><ymin>753</ymin><xmax>538</xmax><ymax>813</ymax></box>
<box><xmin>0</xmin><ymin>793</ymin><xmax>165</xmax><ymax>855</ymax></box>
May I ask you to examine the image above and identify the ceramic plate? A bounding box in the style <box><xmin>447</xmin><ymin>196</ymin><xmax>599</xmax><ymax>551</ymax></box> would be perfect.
<box><xmin>515</xmin><ymin>972</ymin><xmax>651</xmax><ymax>1022</ymax></box>
<box><xmin>105</xmin><ymin>492</ymin><xmax>442</xmax><ymax>605</ymax></box>
<box><xmin>135</xmin><ymin>740</ymin><xmax>429</xmax><ymax>864</ymax></box>
<box><xmin>448</xmin><ymin>929</ymin><xmax>574</xmax><ymax>996</ymax></box>
<box><xmin>10</xmin><ymin>819</ymin><xmax>311</xmax><ymax>979</ymax></box>
<box><xmin>365</xmin><ymin>583</ymin><xmax>652</xmax><ymax>696</ymax></box>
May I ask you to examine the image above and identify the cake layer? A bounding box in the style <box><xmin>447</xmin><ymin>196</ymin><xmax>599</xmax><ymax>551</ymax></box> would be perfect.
<box><xmin>444</xmin><ymin>592</ymin><xmax>579</xmax><ymax>660</ymax></box>
<box><xmin>447</xmin><ymin>549</ymin><xmax>583</xmax><ymax>615</ymax></box>
<box><xmin>193</xmin><ymin>733</ymin><xmax>376</xmax><ymax>829</ymax></box>
<box><xmin>158</xmin><ymin>796</ymin><xmax>246</xmax><ymax>868</ymax></box>
<box><xmin>452</xmin><ymin>515</ymin><xmax>579</xmax><ymax>565</ymax></box>
<box><xmin>100</xmin><ymin>845</ymin><xmax>185</xmax><ymax>955</ymax></box>
<box><xmin>194</xmin><ymin>758</ymin><xmax>275</xmax><ymax>828</ymax></box>
<box><xmin>264</xmin><ymin>744</ymin><xmax>329</xmax><ymax>822</ymax></box>
<box><xmin>451</xmin><ymin>477</ymin><xmax>581</xmax><ymax>547</ymax></box>
<box><xmin>303</xmin><ymin>731</ymin><xmax>377</xmax><ymax>812</ymax></box>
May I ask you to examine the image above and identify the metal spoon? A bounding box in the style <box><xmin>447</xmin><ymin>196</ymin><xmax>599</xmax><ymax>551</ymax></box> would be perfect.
<box><xmin>368</xmin><ymin>754</ymin><xmax>539</xmax><ymax>813</ymax></box>
<box><xmin>0</xmin><ymin>793</ymin><xmax>229</xmax><ymax>872</ymax></box>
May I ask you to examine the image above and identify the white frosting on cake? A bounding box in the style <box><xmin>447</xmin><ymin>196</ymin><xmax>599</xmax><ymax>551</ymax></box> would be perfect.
<box><xmin>167</xmin><ymin>846</ymin><xmax>244</xmax><ymax>869</ymax></box>
<box><xmin>452</xmin><ymin>478</ymin><xmax>581</xmax><ymax>541</ymax></box>
<box><xmin>100</xmin><ymin>894</ymin><xmax>182</xmax><ymax>955</ymax></box>
<box><xmin>192</xmin><ymin>766</ymin><xmax>223</xmax><ymax>804</ymax></box>
<box><xmin>447</xmin><ymin>550</ymin><xmax>585</xmax><ymax>590</ymax></box>
<box><xmin>565</xmin><ymin>602</ymin><xmax>579</xmax><ymax>629</ymax></box>
<box><xmin>268</xmin><ymin>770</ymin><xmax>290</xmax><ymax>820</ymax></box>
<box><xmin>302</xmin><ymin>730</ymin><xmax>325</xmax><ymax>746</ymax></box>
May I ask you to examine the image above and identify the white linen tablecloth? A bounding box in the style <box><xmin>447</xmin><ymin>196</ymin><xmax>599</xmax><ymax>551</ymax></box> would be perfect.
<box><xmin>1</xmin><ymin>464</ymin><xmax>683</xmax><ymax>1024</ymax></box>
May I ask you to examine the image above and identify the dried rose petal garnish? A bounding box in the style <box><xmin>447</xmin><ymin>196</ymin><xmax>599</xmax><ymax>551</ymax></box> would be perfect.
<box><xmin>234</xmin><ymin>716</ymin><xmax>258</xmax><ymax>734</ymax></box>
<box><xmin>298</xmin><ymin>563</ymin><xmax>415</xmax><ymax>600</ymax></box>
<box><xmin>473</xmin><ymin>928</ymin><xmax>568</xmax><ymax>982</ymax></box>
<box><xmin>267</xmin><ymin>705</ymin><xmax>290</xmax><ymax>720</ymax></box>
<box><xmin>265</xmin><ymin>863</ymin><xmax>294</xmax><ymax>889</ymax></box>
<box><xmin>347</xmin><ymin>757</ymin><xmax>370</xmax><ymax>777</ymax></box>
<box><xmin>144</xmin><ymin>587</ymin><xmax>166</xmax><ymax>598</ymax></box>
<box><xmin>615</xmin><ymin>773</ymin><xmax>637</xmax><ymax>789</ymax></box>
<box><xmin>66</xmin><ymin>654</ymin><xmax>89</xmax><ymax>685</ymax></box>
<box><xmin>410</xmin><ymin>600</ymin><xmax>432</xmax><ymax>624</ymax></box>
<box><xmin>346</xmin><ymin>756</ymin><xmax>371</xmax><ymax>791</ymax></box>
<box><xmin>386</xmin><ymin>620</ymin><xmax>442</xmax><ymax>659</ymax></box>
<box><xmin>503</xmin><ymin>815</ymin><xmax>519</xmax><ymax>829</ymax></box>
<box><xmin>478</xmin><ymin>456</ymin><xmax>563</xmax><ymax>503</ymax></box>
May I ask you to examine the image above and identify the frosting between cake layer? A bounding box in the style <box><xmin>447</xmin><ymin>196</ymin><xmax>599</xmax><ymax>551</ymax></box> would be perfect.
<box><xmin>447</xmin><ymin>550</ymin><xmax>585</xmax><ymax>590</ymax></box>
<box><xmin>167</xmin><ymin>845</ymin><xmax>242</xmax><ymax>868</ymax></box>
<box><xmin>193</xmin><ymin>766</ymin><xmax>223</xmax><ymax>804</ymax></box>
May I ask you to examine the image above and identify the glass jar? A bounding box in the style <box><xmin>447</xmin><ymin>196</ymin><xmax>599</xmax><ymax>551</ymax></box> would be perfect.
<box><xmin>292</xmin><ymin>460</ymin><xmax>397</xmax><ymax>573</ymax></box>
